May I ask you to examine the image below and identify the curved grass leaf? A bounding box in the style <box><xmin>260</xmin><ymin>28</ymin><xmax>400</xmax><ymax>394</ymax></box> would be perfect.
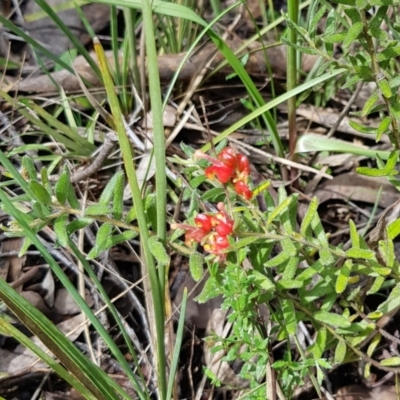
<box><xmin>296</xmin><ymin>134</ymin><xmax>391</xmax><ymax>160</ymax></box>
<box><xmin>0</xmin><ymin>316</ymin><xmax>97</xmax><ymax>400</ymax></box>
<box><xmin>0</xmin><ymin>279</ymin><xmax>121</xmax><ymax>400</ymax></box>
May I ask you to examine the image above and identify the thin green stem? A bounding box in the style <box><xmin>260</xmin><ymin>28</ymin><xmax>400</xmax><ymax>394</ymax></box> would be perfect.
<box><xmin>123</xmin><ymin>8</ymin><xmax>141</xmax><ymax>96</ymax></box>
<box><xmin>287</xmin><ymin>0</ymin><xmax>299</xmax><ymax>181</ymax></box>
<box><xmin>93</xmin><ymin>38</ymin><xmax>166</xmax><ymax>399</ymax></box>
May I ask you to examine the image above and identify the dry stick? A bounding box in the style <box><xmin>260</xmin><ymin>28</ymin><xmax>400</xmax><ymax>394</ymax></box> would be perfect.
<box><xmin>326</xmin><ymin>82</ymin><xmax>364</xmax><ymax>138</ymax></box>
<box><xmin>49</xmin><ymin>133</ymin><xmax>118</xmax><ymax>183</ymax></box>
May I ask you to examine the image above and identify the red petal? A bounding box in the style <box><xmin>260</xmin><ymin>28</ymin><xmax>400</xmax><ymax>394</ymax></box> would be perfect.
<box><xmin>236</xmin><ymin>154</ymin><xmax>250</xmax><ymax>175</ymax></box>
<box><xmin>204</xmin><ymin>234</ymin><xmax>230</xmax><ymax>255</ymax></box>
<box><xmin>185</xmin><ymin>227</ymin><xmax>208</xmax><ymax>245</ymax></box>
<box><xmin>217</xmin><ymin>147</ymin><xmax>237</xmax><ymax>168</ymax></box>
<box><xmin>234</xmin><ymin>181</ymin><xmax>253</xmax><ymax>200</ymax></box>
<box><xmin>194</xmin><ymin>214</ymin><xmax>214</xmax><ymax>232</ymax></box>
<box><xmin>215</xmin><ymin>221</ymin><xmax>233</xmax><ymax>236</ymax></box>
<box><xmin>205</xmin><ymin>165</ymin><xmax>234</xmax><ymax>183</ymax></box>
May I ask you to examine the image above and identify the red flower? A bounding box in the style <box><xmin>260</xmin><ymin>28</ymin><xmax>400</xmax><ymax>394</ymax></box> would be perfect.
<box><xmin>194</xmin><ymin>214</ymin><xmax>215</xmax><ymax>232</ymax></box>
<box><xmin>195</xmin><ymin>148</ymin><xmax>253</xmax><ymax>200</ymax></box>
<box><xmin>205</xmin><ymin>164</ymin><xmax>234</xmax><ymax>183</ymax></box>
<box><xmin>170</xmin><ymin>223</ymin><xmax>208</xmax><ymax>246</ymax></box>
<box><xmin>234</xmin><ymin>181</ymin><xmax>253</xmax><ymax>200</ymax></box>
<box><xmin>236</xmin><ymin>154</ymin><xmax>250</xmax><ymax>175</ymax></box>
<box><xmin>203</xmin><ymin>234</ymin><xmax>230</xmax><ymax>256</ymax></box>
<box><xmin>217</xmin><ymin>147</ymin><xmax>237</xmax><ymax>168</ymax></box>
<box><xmin>214</xmin><ymin>203</ymin><xmax>234</xmax><ymax>236</ymax></box>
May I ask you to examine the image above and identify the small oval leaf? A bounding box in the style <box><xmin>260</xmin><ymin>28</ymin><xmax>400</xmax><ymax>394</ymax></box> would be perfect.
<box><xmin>189</xmin><ymin>252</ymin><xmax>204</xmax><ymax>282</ymax></box>
<box><xmin>148</xmin><ymin>236</ymin><xmax>170</xmax><ymax>266</ymax></box>
<box><xmin>54</xmin><ymin>214</ymin><xmax>69</xmax><ymax>247</ymax></box>
<box><xmin>314</xmin><ymin>311</ymin><xmax>351</xmax><ymax>328</ymax></box>
<box><xmin>30</xmin><ymin>180</ymin><xmax>51</xmax><ymax>205</ymax></box>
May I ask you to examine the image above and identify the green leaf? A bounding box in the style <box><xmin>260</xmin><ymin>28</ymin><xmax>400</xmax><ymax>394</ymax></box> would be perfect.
<box><xmin>368</xmin><ymin>26</ymin><xmax>387</xmax><ymax>40</ymax></box>
<box><xmin>378</xmin><ymin>239</ymin><xmax>395</xmax><ymax>268</ymax></box>
<box><xmin>322</xmin><ymin>32</ymin><xmax>347</xmax><ymax>43</ymax></box>
<box><xmin>356</xmin><ymin>166</ymin><xmax>387</xmax><ymax>176</ymax></box>
<box><xmin>309</xmin><ymin>4</ymin><xmax>327</xmax><ymax>38</ymax></box>
<box><xmin>195</xmin><ymin>276</ymin><xmax>221</xmax><ymax>303</ymax></box>
<box><xmin>300</xmin><ymin>197</ymin><xmax>318</xmax><ymax>236</ymax></box>
<box><xmin>265</xmin><ymin>249</ymin><xmax>290</xmax><ymax>267</ymax></box>
<box><xmin>361</xmin><ymin>91</ymin><xmax>379</xmax><ymax>116</ymax></box>
<box><xmin>277</xmin><ymin>279</ymin><xmax>303</xmax><ymax>289</ymax></box>
<box><xmin>343</xmin><ymin>7</ymin><xmax>361</xmax><ymax>23</ymax></box>
<box><xmin>367</xmin><ymin>276</ymin><xmax>385</xmax><ymax>295</ymax></box>
<box><xmin>180</xmin><ymin>142</ymin><xmax>195</xmax><ymax>157</ymax></box>
<box><xmin>312</xmin><ymin>328</ymin><xmax>327</xmax><ymax>359</ymax></box>
<box><xmin>188</xmin><ymin>189</ymin><xmax>200</xmax><ymax>218</ymax></box>
<box><xmin>349</xmin><ymin>219</ymin><xmax>360</xmax><ymax>248</ymax></box>
<box><xmin>112</xmin><ymin>172</ymin><xmax>124</xmax><ymax>220</ymax></box>
<box><xmin>22</xmin><ymin>156</ymin><xmax>37</xmax><ymax>180</ymax></box>
<box><xmin>54</xmin><ymin>214</ymin><xmax>69</xmax><ymax>247</ymax></box>
<box><xmin>380</xmin><ymin>357</ymin><xmax>400</xmax><ymax>366</ymax></box>
<box><xmin>95</xmin><ymin>223</ymin><xmax>113</xmax><ymax>253</ymax></box>
<box><xmin>55</xmin><ymin>170</ymin><xmax>70</xmax><ymax>205</ymax></box>
<box><xmin>0</xmin><ymin>317</ymin><xmax>97</xmax><ymax>400</ymax></box>
<box><xmin>314</xmin><ymin>311</ymin><xmax>351</xmax><ymax>328</ymax></box>
<box><xmin>282</xmin><ymin>256</ymin><xmax>299</xmax><ymax>280</ymax></box>
<box><xmin>252</xmin><ymin>270</ymin><xmax>275</xmax><ymax>292</ymax></box>
<box><xmin>189</xmin><ymin>252</ymin><xmax>204</xmax><ymax>282</ymax></box>
<box><xmin>232</xmin><ymin>236</ymin><xmax>260</xmax><ymax>250</ymax></box>
<box><xmin>85</xmin><ymin>204</ymin><xmax>112</xmax><ymax>216</ymax></box>
<box><xmin>346</xmin><ymin>248</ymin><xmax>375</xmax><ymax>259</ymax></box>
<box><xmin>388</xmin><ymin>217</ymin><xmax>400</xmax><ymax>239</ymax></box>
<box><xmin>343</xmin><ymin>22</ymin><xmax>363</xmax><ymax>47</ymax></box>
<box><xmin>99</xmin><ymin>171</ymin><xmax>124</xmax><ymax>206</ymax></box>
<box><xmin>296</xmin><ymin>134</ymin><xmax>391</xmax><ymax>160</ymax></box>
<box><xmin>282</xmin><ymin>299</ymin><xmax>297</xmax><ymax>335</ymax></box>
<box><xmin>30</xmin><ymin>180</ymin><xmax>52</xmax><ymax>205</ymax></box>
<box><xmin>319</xmin><ymin>248</ymin><xmax>336</xmax><ymax>266</ymax></box>
<box><xmin>267</xmin><ymin>196</ymin><xmax>293</xmax><ymax>225</ymax></box>
<box><xmin>335</xmin><ymin>260</ymin><xmax>352</xmax><ymax>294</ymax></box>
<box><xmin>378</xmin><ymin>78</ymin><xmax>392</xmax><ymax>98</ymax></box>
<box><xmin>110</xmin><ymin>231</ymin><xmax>137</xmax><ymax>246</ymax></box>
<box><xmin>0</xmin><ymin>279</ymin><xmax>123</xmax><ymax>399</ymax></box>
<box><xmin>342</xmin><ymin>74</ymin><xmax>361</xmax><ymax>89</ymax></box>
<box><xmin>334</xmin><ymin>340</ymin><xmax>347</xmax><ymax>364</ymax></box>
<box><xmin>148</xmin><ymin>236</ymin><xmax>170</xmax><ymax>266</ymax></box>
<box><xmin>67</xmin><ymin>181</ymin><xmax>80</xmax><ymax>209</ymax></box>
<box><xmin>67</xmin><ymin>218</ymin><xmax>93</xmax><ymax>234</ymax></box>
<box><xmin>376</xmin><ymin>116</ymin><xmax>391</xmax><ymax>141</ymax></box>
<box><xmin>377</xmin><ymin>45</ymin><xmax>400</xmax><ymax>62</ymax></box>
<box><xmin>377</xmin><ymin>284</ymin><xmax>400</xmax><ymax>314</ymax></box>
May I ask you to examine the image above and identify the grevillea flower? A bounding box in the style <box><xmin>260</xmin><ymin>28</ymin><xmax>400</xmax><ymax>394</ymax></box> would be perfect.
<box><xmin>234</xmin><ymin>181</ymin><xmax>253</xmax><ymax>200</ymax></box>
<box><xmin>217</xmin><ymin>147</ymin><xmax>237</xmax><ymax>168</ymax></box>
<box><xmin>171</xmin><ymin>203</ymin><xmax>234</xmax><ymax>260</ymax></box>
<box><xmin>236</xmin><ymin>153</ymin><xmax>250</xmax><ymax>176</ymax></box>
<box><xmin>205</xmin><ymin>164</ymin><xmax>234</xmax><ymax>183</ymax></box>
<box><xmin>214</xmin><ymin>202</ymin><xmax>234</xmax><ymax>236</ymax></box>
<box><xmin>203</xmin><ymin>234</ymin><xmax>230</xmax><ymax>257</ymax></box>
<box><xmin>195</xmin><ymin>148</ymin><xmax>253</xmax><ymax>200</ymax></box>
<box><xmin>194</xmin><ymin>214</ymin><xmax>215</xmax><ymax>232</ymax></box>
<box><xmin>170</xmin><ymin>223</ymin><xmax>208</xmax><ymax>246</ymax></box>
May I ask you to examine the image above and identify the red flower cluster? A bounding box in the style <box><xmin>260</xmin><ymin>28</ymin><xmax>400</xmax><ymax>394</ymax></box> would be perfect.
<box><xmin>194</xmin><ymin>147</ymin><xmax>253</xmax><ymax>200</ymax></box>
<box><xmin>171</xmin><ymin>203</ymin><xmax>234</xmax><ymax>259</ymax></box>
